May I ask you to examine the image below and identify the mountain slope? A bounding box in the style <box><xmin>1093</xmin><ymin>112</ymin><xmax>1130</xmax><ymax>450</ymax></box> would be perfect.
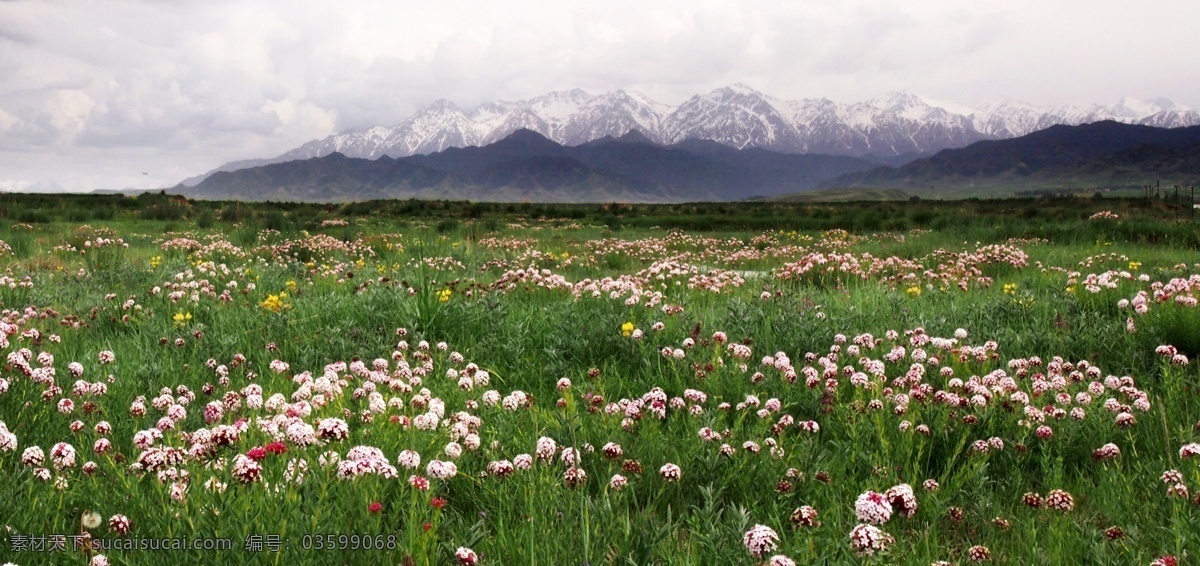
<box><xmin>191</xmin><ymin>153</ymin><xmax>451</xmax><ymax>202</ymax></box>
<box><xmin>826</xmin><ymin>121</ymin><xmax>1200</xmax><ymax>190</ymax></box>
<box><xmin>180</xmin><ymin>129</ymin><xmax>878</xmax><ymax>203</ymax></box>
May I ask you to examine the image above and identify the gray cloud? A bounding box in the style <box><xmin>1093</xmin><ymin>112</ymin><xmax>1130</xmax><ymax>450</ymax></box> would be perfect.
<box><xmin>1</xmin><ymin>0</ymin><xmax>1198</xmax><ymax>191</ymax></box>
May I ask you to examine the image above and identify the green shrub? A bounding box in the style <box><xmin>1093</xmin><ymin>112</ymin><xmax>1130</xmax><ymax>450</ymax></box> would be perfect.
<box><xmin>263</xmin><ymin>210</ymin><xmax>287</xmax><ymax>232</ymax></box>
<box><xmin>1150</xmin><ymin>305</ymin><xmax>1200</xmax><ymax>356</ymax></box>
<box><xmin>15</xmin><ymin>209</ymin><xmax>52</xmax><ymax>223</ymax></box>
<box><xmin>143</xmin><ymin>201</ymin><xmax>187</xmax><ymax>221</ymax></box>
<box><xmin>219</xmin><ymin>204</ymin><xmax>250</xmax><ymax>223</ymax></box>
<box><xmin>199</xmin><ymin>209</ymin><xmax>217</xmax><ymax>228</ymax></box>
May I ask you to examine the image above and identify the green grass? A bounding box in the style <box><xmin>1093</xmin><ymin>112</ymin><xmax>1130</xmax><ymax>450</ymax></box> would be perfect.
<box><xmin>0</xmin><ymin>194</ymin><xmax>1197</xmax><ymax>565</ymax></box>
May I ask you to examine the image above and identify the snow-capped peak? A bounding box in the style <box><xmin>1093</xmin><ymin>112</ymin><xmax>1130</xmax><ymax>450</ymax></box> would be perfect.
<box><xmin>721</xmin><ymin>82</ymin><xmax>765</xmax><ymax>96</ymax></box>
<box><xmin>867</xmin><ymin>91</ymin><xmax>924</xmax><ymax>109</ymax></box>
<box><xmin>188</xmin><ymin>85</ymin><xmax>1200</xmax><ymax>185</ymax></box>
<box><xmin>912</xmin><ymin>95</ymin><xmax>978</xmax><ymax>118</ymax></box>
<box><xmin>528</xmin><ymin>89</ymin><xmax>595</xmax><ymax>123</ymax></box>
<box><xmin>1110</xmin><ymin>96</ymin><xmax>1184</xmax><ymax>118</ymax></box>
<box><xmin>420</xmin><ymin>99</ymin><xmax>463</xmax><ymax>113</ymax></box>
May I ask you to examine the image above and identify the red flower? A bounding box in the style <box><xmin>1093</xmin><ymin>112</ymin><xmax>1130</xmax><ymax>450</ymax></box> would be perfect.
<box><xmin>246</xmin><ymin>446</ymin><xmax>267</xmax><ymax>461</ymax></box>
<box><xmin>430</xmin><ymin>497</ymin><xmax>447</xmax><ymax>510</ymax></box>
<box><xmin>422</xmin><ymin>522</ymin><xmax>432</xmax><ymax>531</ymax></box>
<box><xmin>264</xmin><ymin>442</ymin><xmax>287</xmax><ymax>455</ymax></box>
<box><xmin>368</xmin><ymin>502</ymin><xmax>382</xmax><ymax>513</ymax></box>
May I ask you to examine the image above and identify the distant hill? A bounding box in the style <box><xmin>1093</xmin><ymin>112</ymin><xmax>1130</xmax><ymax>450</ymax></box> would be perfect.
<box><xmin>826</xmin><ymin>121</ymin><xmax>1200</xmax><ymax>192</ymax></box>
<box><xmin>179</xmin><ymin>129</ymin><xmax>877</xmax><ymax>203</ymax></box>
<box><xmin>91</xmin><ymin>188</ymin><xmax>159</xmax><ymax>197</ymax></box>
<box><xmin>761</xmin><ymin>187</ymin><xmax>914</xmax><ymax>202</ymax></box>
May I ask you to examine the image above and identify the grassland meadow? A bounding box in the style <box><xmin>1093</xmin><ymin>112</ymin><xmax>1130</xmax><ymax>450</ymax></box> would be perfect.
<box><xmin>0</xmin><ymin>194</ymin><xmax>1198</xmax><ymax>564</ymax></box>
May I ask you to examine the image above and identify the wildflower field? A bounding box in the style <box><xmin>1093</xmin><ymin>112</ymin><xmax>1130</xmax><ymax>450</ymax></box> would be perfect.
<box><xmin>1</xmin><ymin>194</ymin><xmax>1199</xmax><ymax>565</ymax></box>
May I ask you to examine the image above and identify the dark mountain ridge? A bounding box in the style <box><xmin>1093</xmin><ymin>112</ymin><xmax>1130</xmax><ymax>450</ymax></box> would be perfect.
<box><xmin>826</xmin><ymin>121</ymin><xmax>1200</xmax><ymax>190</ymax></box>
<box><xmin>181</xmin><ymin>129</ymin><xmax>878</xmax><ymax>202</ymax></box>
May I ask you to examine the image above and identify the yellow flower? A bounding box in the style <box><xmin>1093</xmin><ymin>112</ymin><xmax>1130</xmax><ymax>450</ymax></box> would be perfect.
<box><xmin>906</xmin><ymin>286</ymin><xmax>921</xmax><ymax>298</ymax></box>
<box><xmin>621</xmin><ymin>322</ymin><xmax>635</xmax><ymax>337</ymax></box>
<box><xmin>261</xmin><ymin>294</ymin><xmax>286</xmax><ymax>313</ymax></box>
<box><xmin>172</xmin><ymin>312</ymin><xmax>192</xmax><ymax>325</ymax></box>
<box><xmin>437</xmin><ymin>289</ymin><xmax>452</xmax><ymax>302</ymax></box>
<box><xmin>286</xmin><ymin>280</ymin><xmax>297</xmax><ymax>293</ymax></box>
<box><xmin>561</xmin><ymin>252</ymin><xmax>570</xmax><ymax>260</ymax></box>
<box><xmin>1003</xmin><ymin>283</ymin><xmax>1017</xmax><ymax>295</ymax></box>
<box><xmin>1066</xmin><ymin>286</ymin><xmax>1076</xmax><ymax>294</ymax></box>
<box><xmin>149</xmin><ymin>256</ymin><xmax>161</xmax><ymax>269</ymax></box>
<box><xmin>1128</xmin><ymin>261</ymin><xmax>1141</xmax><ymax>271</ymax></box>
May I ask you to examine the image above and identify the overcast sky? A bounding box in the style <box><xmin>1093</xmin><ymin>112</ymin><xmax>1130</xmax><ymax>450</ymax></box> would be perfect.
<box><xmin>1</xmin><ymin>0</ymin><xmax>1198</xmax><ymax>191</ymax></box>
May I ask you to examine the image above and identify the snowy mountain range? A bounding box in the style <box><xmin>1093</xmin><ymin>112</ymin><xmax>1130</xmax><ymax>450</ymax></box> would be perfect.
<box><xmin>181</xmin><ymin>85</ymin><xmax>1200</xmax><ymax>186</ymax></box>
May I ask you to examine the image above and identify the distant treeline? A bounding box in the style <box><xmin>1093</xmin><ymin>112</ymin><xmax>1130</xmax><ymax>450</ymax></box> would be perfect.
<box><xmin>1</xmin><ymin>191</ymin><xmax>1197</xmax><ymax>247</ymax></box>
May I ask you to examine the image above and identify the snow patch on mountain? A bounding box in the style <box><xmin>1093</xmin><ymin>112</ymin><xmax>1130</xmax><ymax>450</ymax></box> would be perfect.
<box><xmin>180</xmin><ymin>87</ymin><xmax>1200</xmax><ymax>186</ymax></box>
